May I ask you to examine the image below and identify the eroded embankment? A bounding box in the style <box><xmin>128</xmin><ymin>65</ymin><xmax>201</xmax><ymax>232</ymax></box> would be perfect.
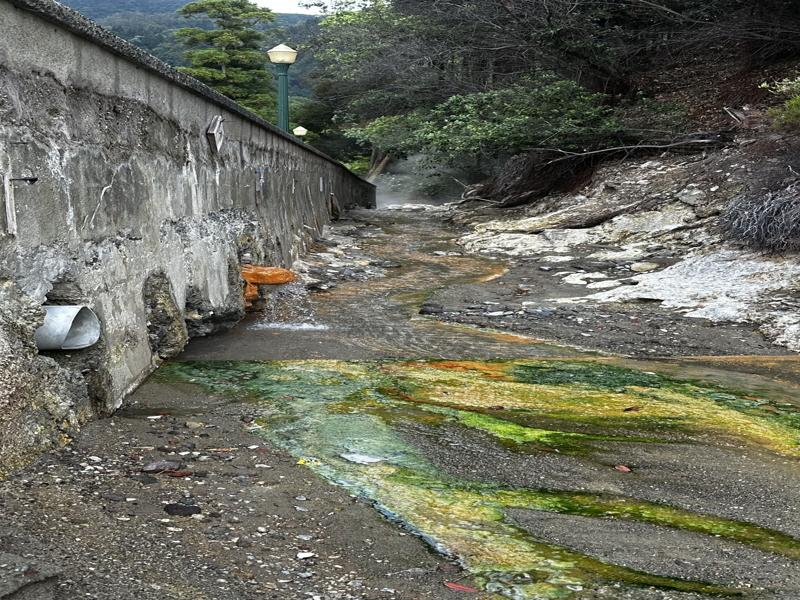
<box><xmin>450</xmin><ymin>137</ymin><xmax>800</xmax><ymax>354</ymax></box>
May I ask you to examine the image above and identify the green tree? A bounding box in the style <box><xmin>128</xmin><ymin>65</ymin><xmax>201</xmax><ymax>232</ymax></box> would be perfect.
<box><xmin>176</xmin><ymin>0</ymin><xmax>276</xmax><ymax>119</ymax></box>
<box><xmin>347</xmin><ymin>75</ymin><xmax>619</xmax><ymax>168</ymax></box>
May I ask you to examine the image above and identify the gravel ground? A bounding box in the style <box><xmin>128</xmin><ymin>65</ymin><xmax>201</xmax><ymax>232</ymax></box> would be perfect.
<box><xmin>426</xmin><ymin>254</ymin><xmax>789</xmax><ymax>358</ymax></box>
<box><xmin>0</xmin><ymin>380</ymin><xmax>476</xmax><ymax>600</ymax></box>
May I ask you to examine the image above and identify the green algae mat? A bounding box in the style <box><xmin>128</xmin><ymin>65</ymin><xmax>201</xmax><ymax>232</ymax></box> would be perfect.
<box><xmin>158</xmin><ymin>359</ymin><xmax>800</xmax><ymax>599</ymax></box>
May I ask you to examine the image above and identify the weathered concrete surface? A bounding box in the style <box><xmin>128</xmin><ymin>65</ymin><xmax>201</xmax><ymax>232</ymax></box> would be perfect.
<box><xmin>0</xmin><ymin>0</ymin><xmax>375</xmax><ymax>473</ymax></box>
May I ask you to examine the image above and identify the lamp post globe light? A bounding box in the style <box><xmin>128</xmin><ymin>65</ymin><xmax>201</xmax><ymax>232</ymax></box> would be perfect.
<box><xmin>293</xmin><ymin>125</ymin><xmax>308</xmax><ymax>139</ymax></box>
<box><xmin>267</xmin><ymin>44</ymin><xmax>298</xmax><ymax>132</ymax></box>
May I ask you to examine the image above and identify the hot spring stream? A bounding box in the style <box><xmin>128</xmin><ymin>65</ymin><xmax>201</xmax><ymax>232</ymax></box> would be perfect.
<box><xmin>162</xmin><ymin>210</ymin><xmax>800</xmax><ymax>599</ymax></box>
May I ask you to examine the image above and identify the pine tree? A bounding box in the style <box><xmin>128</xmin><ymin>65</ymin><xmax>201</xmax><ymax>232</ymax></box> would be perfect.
<box><xmin>176</xmin><ymin>0</ymin><xmax>276</xmax><ymax>119</ymax></box>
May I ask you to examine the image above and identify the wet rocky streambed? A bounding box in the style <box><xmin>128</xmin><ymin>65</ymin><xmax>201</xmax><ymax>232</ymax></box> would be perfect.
<box><xmin>2</xmin><ymin>208</ymin><xmax>800</xmax><ymax>600</ymax></box>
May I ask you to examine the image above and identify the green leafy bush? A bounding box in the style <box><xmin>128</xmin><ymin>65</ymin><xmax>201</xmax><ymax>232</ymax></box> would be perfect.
<box><xmin>762</xmin><ymin>76</ymin><xmax>800</xmax><ymax>129</ymax></box>
<box><xmin>346</xmin><ymin>113</ymin><xmax>423</xmax><ymax>157</ymax></box>
<box><xmin>770</xmin><ymin>96</ymin><xmax>800</xmax><ymax>129</ymax></box>
<box><xmin>347</xmin><ymin>75</ymin><xmax>619</xmax><ymax>167</ymax></box>
<box><xmin>343</xmin><ymin>156</ymin><xmax>371</xmax><ymax>176</ymax></box>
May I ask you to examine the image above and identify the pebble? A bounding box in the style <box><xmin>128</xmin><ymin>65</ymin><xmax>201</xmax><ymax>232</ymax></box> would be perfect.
<box><xmin>419</xmin><ymin>303</ymin><xmax>444</xmax><ymax>315</ymax></box>
<box><xmin>629</xmin><ymin>262</ymin><xmax>660</xmax><ymax>273</ymax></box>
<box><xmin>142</xmin><ymin>460</ymin><xmax>181</xmax><ymax>473</ymax></box>
<box><xmin>164</xmin><ymin>503</ymin><xmax>202</xmax><ymax>517</ymax></box>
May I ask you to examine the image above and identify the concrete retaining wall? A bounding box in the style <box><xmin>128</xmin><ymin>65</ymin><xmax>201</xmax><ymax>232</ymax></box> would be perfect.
<box><xmin>0</xmin><ymin>0</ymin><xmax>375</xmax><ymax>475</ymax></box>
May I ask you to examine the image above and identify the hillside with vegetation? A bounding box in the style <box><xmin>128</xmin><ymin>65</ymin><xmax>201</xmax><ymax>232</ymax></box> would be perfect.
<box><xmin>305</xmin><ymin>1</ymin><xmax>800</xmax><ymax>199</ymax></box>
<box><xmin>59</xmin><ymin>0</ymin><xmax>318</xmax><ymax>98</ymax></box>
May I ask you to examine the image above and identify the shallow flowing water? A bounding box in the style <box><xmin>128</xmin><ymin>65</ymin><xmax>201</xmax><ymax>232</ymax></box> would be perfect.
<box><xmin>167</xmin><ymin>211</ymin><xmax>800</xmax><ymax>599</ymax></box>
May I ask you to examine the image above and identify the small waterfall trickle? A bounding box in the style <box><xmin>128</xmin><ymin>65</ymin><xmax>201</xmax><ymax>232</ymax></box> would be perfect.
<box><xmin>248</xmin><ymin>280</ymin><xmax>330</xmax><ymax>331</ymax></box>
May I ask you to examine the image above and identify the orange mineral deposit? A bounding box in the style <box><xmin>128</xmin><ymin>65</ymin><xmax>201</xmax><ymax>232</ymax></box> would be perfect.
<box><xmin>244</xmin><ymin>281</ymin><xmax>259</xmax><ymax>302</ymax></box>
<box><xmin>241</xmin><ymin>265</ymin><xmax>296</xmax><ymax>285</ymax></box>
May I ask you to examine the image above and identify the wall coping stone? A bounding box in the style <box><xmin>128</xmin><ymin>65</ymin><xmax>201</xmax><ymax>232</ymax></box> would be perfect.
<box><xmin>5</xmin><ymin>0</ymin><xmax>375</xmax><ymax>189</ymax></box>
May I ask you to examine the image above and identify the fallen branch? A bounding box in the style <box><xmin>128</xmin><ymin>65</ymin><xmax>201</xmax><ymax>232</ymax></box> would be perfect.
<box><xmin>472</xmin><ymin>132</ymin><xmax>733</xmax><ymax>209</ymax></box>
<box><xmin>454</xmin><ymin>185</ymin><xmax>503</xmax><ymax>205</ymax></box>
<box><xmin>527</xmin><ymin>137</ymin><xmax>728</xmax><ymax>166</ymax></box>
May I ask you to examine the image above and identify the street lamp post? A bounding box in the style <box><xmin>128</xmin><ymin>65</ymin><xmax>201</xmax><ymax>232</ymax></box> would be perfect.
<box><xmin>267</xmin><ymin>44</ymin><xmax>298</xmax><ymax>132</ymax></box>
<box><xmin>293</xmin><ymin>125</ymin><xmax>308</xmax><ymax>140</ymax></box>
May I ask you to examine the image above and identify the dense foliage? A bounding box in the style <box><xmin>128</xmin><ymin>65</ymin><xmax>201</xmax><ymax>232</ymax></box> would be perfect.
<box><xmin>98</xmin><ymin>11</ymin><xmax>204</xmax><ymax>66</ymax></box>
<box><xmin>764</xmin><ymin>76</ymin><xmax>800</xmax><ymax>129</ymax></box>
<box><xmin>61</xmin><ymin>0</ymin><xmax>187</xmax><ymax>20</ymax></box>
<box><xmin>347</xmin><ymin>77</ymin><xmax>619</xmax><ymax>167</ymax></box>
<box><xmin>307</xmin><ymin>0</ymin><xmax>800</xmax><ymax>177</ymax></box>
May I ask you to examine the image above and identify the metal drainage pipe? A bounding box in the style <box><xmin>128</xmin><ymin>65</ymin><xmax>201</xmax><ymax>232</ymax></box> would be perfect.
<box><xmin>34</xmin><ymin>306</ymin><xmax>101</xmax><ymax>351</ymax></box>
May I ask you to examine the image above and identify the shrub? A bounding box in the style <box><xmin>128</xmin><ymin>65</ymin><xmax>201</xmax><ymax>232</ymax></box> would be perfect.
<box><xmin>722</xmin><ymin>183</ymin><xmax>800</xmax><ymax>253</ymax></box>
<box><xmin>416</xmin><ymin>76</ymin><xmax>619</xmax><ymax>165</ymax></box>
<box><xmin>346</xmin><ymin>113</ymin><xmax>422</xmax><ymax>158</ymax></box>
<box><xmin>346</xmin><ymin>74</ymin><xmax>620</xmax><ymax>169</ymax></box>
<box><xmin>762</xmin><ymin>76</ymin><xmax>800</xmax><ymax>129</ymax></box>
<box><xmin>344</xmin><ymin>156</ymin><xmax>371</xmax><ymax>176</ymax></box>
<box><xmin>769</xmin><ymin>96</ymin><xmax>800</xmax><ymax>129</ymax></box>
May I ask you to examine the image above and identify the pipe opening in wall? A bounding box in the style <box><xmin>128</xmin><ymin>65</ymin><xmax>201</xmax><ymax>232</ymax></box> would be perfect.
<box><xmin>35</xmin><ymin>306</ymin><xmax>101</xmax><ymax>351</ymax></box>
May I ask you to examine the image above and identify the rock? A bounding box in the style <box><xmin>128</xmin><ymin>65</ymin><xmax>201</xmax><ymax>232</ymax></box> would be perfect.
<box><xmin>587</xmin><ymin>280</ymin><xmax>623</xmax><ymax>290</ymax></box>
<box><xmin>630</xmin><ymin>262</ymin><xmax>660</xmax><ymax>273</ymax></box>
<box><xmin>371</xmin><ymin>260</ymin><xmax>401</xmax><ymax>269</ymax></box>
<box><xmin>142</xmin><ymin>460</ymin><xmax>182</xmax><ymax>473</ymax></box>
<box><xmin>0</xmin><ymin>281</ymin><xmax>87</xmax><ymax>479</ymax></box>
<box><xmin>524</xmin><ymin>308</ymin><xmax>555</xmax><ymax>317</ymax></box>
<box><xmin>143</xmin><ymin>272</ymin><xmax>189</xmax><ymax>358</ymax></box>
<box><xmin>185</xmin><ymin>421</ymin><xmax>205</xmax><ymax>430</ymax></box>
<box><xmin>419</xmin><ymin>303</ymin><xmax>444</xmax><ymax>315</ymax></box>
<box><xmin>164</xmin><ymin>503</ymin><xmax>202</xmax><ymax>517</ymax></box>
<box><xmin>677</xmin><ymin>188</ymin><xmax>707</xmax><ymax>206</ymax></box>
<box><xmin>562</xmin><ymin>272</ymin><xmax>608</xmax><ymax>286</ymax></box>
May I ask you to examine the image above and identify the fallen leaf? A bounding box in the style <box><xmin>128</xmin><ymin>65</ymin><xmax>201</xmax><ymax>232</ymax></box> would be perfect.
<box><xmin>614</xmin><ymin>465</ymin><xmax>632</xmax><ymax>473</ymax></box>
<box><xmin>444</xmin><ymin>582</ymin><xmax>480</xmax><ymax>593</ymax></box>
<box><xmin>164</xmin><ymin>470</ymin><xmax>194</xmax><ymax>478</ymax></box>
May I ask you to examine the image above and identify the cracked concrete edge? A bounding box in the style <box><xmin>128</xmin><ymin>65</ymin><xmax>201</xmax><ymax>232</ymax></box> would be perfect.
<box><xmin>3</xmin><ymin>0</ymin><xmax>374</xmax><ymax>190</ymax></box>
